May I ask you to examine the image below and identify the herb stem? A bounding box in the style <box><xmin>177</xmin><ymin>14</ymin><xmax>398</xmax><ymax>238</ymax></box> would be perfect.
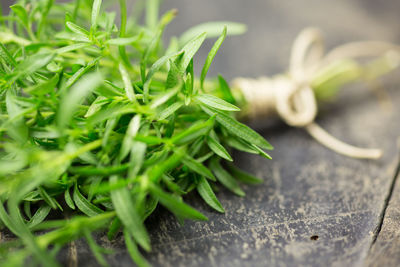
<box><xmin>118</xmin><ymin>0</ymin><xmax>131</xmax><ymax>68</ymax></box>
<box><xmin>69</xmin><ymin>163</ymin><xmax>130</xmax><ymax>176</ymax></box>
<box><xmin>67</xmin><ymin>139</ymin><xmax>102</xmax><ymax>160</ymax></box>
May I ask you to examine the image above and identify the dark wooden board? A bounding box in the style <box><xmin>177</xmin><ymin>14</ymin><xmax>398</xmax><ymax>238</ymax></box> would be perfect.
<box><xmin>2</xmin><ymin>0</ymin><xmax>400</xmax><ymax>266</ymax></box>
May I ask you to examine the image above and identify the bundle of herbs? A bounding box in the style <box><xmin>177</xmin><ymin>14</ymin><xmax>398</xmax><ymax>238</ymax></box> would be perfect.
<box><xmin>0</xmin><ymin>0</ymin><xmax>272</xmax><ymax>266</ymax></box>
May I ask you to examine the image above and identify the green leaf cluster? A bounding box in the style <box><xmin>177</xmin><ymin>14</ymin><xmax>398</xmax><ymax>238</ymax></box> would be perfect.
<box><xmin>0</xmin><ymin>1</ymin><xmax>271</xmax><ymax>266</ymax></box>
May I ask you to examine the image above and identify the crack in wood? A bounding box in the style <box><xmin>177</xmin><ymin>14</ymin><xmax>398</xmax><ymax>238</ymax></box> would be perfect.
<box><xmin>370</xmin><ymin>145</ymin><xmax>400</xmax><ymax>247</ymax></box>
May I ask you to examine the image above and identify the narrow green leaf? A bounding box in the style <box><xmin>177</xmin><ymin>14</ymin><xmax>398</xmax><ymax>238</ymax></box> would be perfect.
<box><xmin>146</xmin><ymin>52</ymin><xmax>183</xmax><ymax>83</ymax></box>
<box><xmin>73</xmin><ymin>183</ymin><xmax>104</xmax><ymax>217</ymax></box>
<box><xmin>88</xmin><ymin>177</ymin><xmax>103</xmax><ymax>201</ymax></box>
<box><xmin>170</xmin><ymin>117</ymin><xmax>214</xmax><ymax>145</ymax></box>
<box><xmin>225</xmin><ymin>136</ymin><xmax>258</xmax><ymax>153</ymax></box>
<box><xmin>38</xmin><ymin>186</ymin><xmax>58</xmax><ymax>210</ymax></box>
<box><xmin>225</xmin><ymin>137</ymin><xmax>272</xmax><ymax>159</ymax></box>
<box><xmin>24</xmin><ymin>200</ymin><xmax>32</xmax><ymax>219</ymax></box>
<box><xmin>165</xmin><ymin>59</ymin><xmax>181</xmax><ymax>89</ymax></box>
<box><xmin>120</xmin><ymin>115</ymin><xmax>141</xmax><ymax>160</ymax></box>
<box><xmin>117</xmin><ymin>0</ymin><xmax>130</xmax><ymax>67</ymax></box>
<box><xmin>28</xmin><ymin>205</ymin><xmax>52</xmax><ymax>229</ymax></box>
<box><xmin>177</xmin><ymin>32</ymin><xmax>207</xmax><ymax>73</ymax></box>
<box><xmin>196</xmin><ymin>93</ymin><xmax>240</xmax><ymax>111</ymax></box>
<box><xmin>143</xmin><ymin>149</ymin><xmax>168</xmax><ymax>167</ymax></box>
<box><xmin>143</xmin><ymin>51</ymin><xmax>183</xmax><ymax>101</ymax></box>
<box><xmin>64</xmin><ymin>188</ymin><xmax>76</xmax><ymax>210</ymax></box>
<box><xmin>146</xmin><ymin>0</ymin><xmax>159</xmax><ymax>29</ymax></box>
<box><xmin>56</xmin><ymin>43</ymin><xmax>91</xmax><ymax>55</ymax></box>
<box><xmin>201</xmin><ymin>105</ymin><xmax>273</xmax><ymax>150</ymax></box>
<box><xmin>119</xmin><ymin>63</ymin><xmax>136</xmax><ymax>102</ymax></box>
<box><xmin>218</xmin><ymin>75</ymin><xmax>236</xmax><ymax>104</ymax></box>
<box><xmin>227</xmin><ymin>164</ymin><xmax>263</xmax><ymax>184</ymax></box>
<box><xmin>184</xmin><ymin>74</ymin><xmax>192</xmax><ymax>105</ymax></box>
<box><xmin>101</xmin><ymin>116</ymin><xmax>118</xmax><ymax>147</ymax></box>
<box><xmin>158</xmin><ymin>9</ymin><xmax>177</xmax><ymax>30</ymax></box>
<box><xmin>91</xmin><ymin>0</ymin><xmax>102</xmax><ymax>30</ymax></box>
<box><xmin>88</xmin><ymin>104</ymin><xmax>135</xmax><ymax>126</ymax></box>
<box><xmin>0</xmin><ymin>43</ymin><xmax>17</xmax><ymax>67</ymax></box>
<box><xmin>197</xmin><ymin>177</ymin><xmax>225</xmax><ymax>213</ymax></box>
<box><xmin>206</xmin><ymin>135</ymin><xmax>233</xmax><ymax>161</ymax></box>
<box><xmin>11</xmin><ymin>53</ymin><xmax>55</xmax><ymax>80</ymax></box>
<box><xmin>182</xmin><ymin>155</ymin><xmax>216</xmax><ymax>181</ymax></box>
<box><xmin>25</xmin><ymin>74</ymin><xmax>60</xmax><ymax>96</ymax></box>
<box><xmin>106</xmin><ymin>36</ymin><xmax>140</xmax><ymax>45</ymax></box>
<box><xmin>251</xmin><ymin>143</ymin><xmax>272</xmax><ymax>159</ymax></box>
<box><xmin>66</xmin><ymin>21</ymin><xmax>89</xmax><ymax>36</ymax></box>
<box><xmin>65</xmin><ymin>57</ymin><xmax>101</xmax><ymax>89</ymax></box>
<box><xmin>200</xmin><ymin>26</ymin><xmax>227</xmax><ymax>89</ymax></box>
<box><xmin>165</xmin><ymin>113</ymin><xmax>176</xmax><ymax>137</ymax></box>
<box><xmin>10</xmin><ymin>5</ymin><xmax>28</xmax><ymax>26</ymax></box>
<box><xmin>58</xmin><ymin>72</ymin><xmax>103</xmax><ymax>129</ymax></box>
<box><xmin>210</xmin><ymin>159</ymin><xmax>245</xmax><ymax>196</ymax></box>
<box><xmin>184</xmin><ymin>59</ymin><xmax>194</xmax><ymax>104</ymax></box>
<box><xmin>150</xmin><ymin>88</ymin><xmax>179</xmax><ymax>109</ymax></box>
<box><xmin>135</xmin><ymin>135</ymin><xmax>164</xmax><ymax>145</ymax></box>
<box><xmin>55</xmin><ymin>31</ymin><xmax>91</xmax><ymax>43</ymax></box>
<box><xmin>110</xmin><ymin>175</ymin><xmax>150</xmax><ymax>251</ymax></box>
<box><xmin>5</xmin><ymin>90</ymin><xmax>28</xmax><ymax>143</ymax></box>
<box><xmin>162</xmin><ymin>174</ymin><xmax>185</xmax><ymax>194</ymax></box>
<box><xmin>124</xmin><ymin>229</ymin><xmax>151</xmax><ymax>267</ymax></box>
<box><xmin>189</xmin><ymin>137</ymin><xmax>206</xmax><ymax>157</ymax></box>
<box><xmin>143</xmin><ymin>196</ymin><xmax>159</xmax><ymax>220</ymax></box>
<box><xmin>107</xmin><ymin>217</ymin><xmax>121</xmax><ymax>240</ymax></box>
<box><xmin>157</xmin><ymin>102</ymin><xmax>183</xmax><ymax>120</ymax></box>
<box><xmin>128</xmin><ymin>141</ymin><xmax>147</xmax><ymax>178</ymax></box>
<box><xmin>148</xmin><ymin>183</ymin><xmax>208</xmax><ymax>221</ymax></box>
<box><xmin>84</xmin><ymin>96</ymin><xmax>107</xmax><ymax>118</ymax></box>
<box><xmin>0</xmin><ymin>201</ymin><xmax>19</xmax><ymax>234</ymax></box>
<box><xmin>147</xmin><ymin>148</ymin><xmax>185</xmax><ymax>182</ymax></box>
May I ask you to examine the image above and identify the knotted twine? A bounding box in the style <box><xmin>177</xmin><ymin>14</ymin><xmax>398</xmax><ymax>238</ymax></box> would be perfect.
<box><xmin>233</xmin><ymin>28</ymin><xmax>400</xmax><ymax>159</ymax></box>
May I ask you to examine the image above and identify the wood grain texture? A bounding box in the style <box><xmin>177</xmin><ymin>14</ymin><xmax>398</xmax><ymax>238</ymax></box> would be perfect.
<box><xmin>367</xmin><ymin>151</ymin><xmax>400</xmax><ymax>267</ymax></box>
<box><xmin>1</xmin><ymin>0</ymin><xmax>400</xmax><ymax>266</ymax></box>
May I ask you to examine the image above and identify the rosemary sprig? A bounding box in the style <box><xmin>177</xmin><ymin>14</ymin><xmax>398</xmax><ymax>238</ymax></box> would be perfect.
<box><xmin>0</xmin><ymin>1</ymin><xmax>270</xmax><ymax>266</ymax></box>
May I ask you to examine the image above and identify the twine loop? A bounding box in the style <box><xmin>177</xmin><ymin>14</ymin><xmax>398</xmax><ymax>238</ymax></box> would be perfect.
<box><xmin>233</xmin><ymin>28</ymin><xmax>400</xmax><ymax>159</ymax></box>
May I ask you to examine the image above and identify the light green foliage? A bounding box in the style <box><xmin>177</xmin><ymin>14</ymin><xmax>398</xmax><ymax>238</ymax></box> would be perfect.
<box><xmin>0</xmin><ymin>0</ymin><xmax>271</xmax><ymax>266</ymax></box>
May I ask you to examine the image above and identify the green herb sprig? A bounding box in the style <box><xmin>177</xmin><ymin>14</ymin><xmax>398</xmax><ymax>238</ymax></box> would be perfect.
<box><xmin>0</xmin><ymin>0</ymin><xmax>271</xmax><ymax>266</ymax></box>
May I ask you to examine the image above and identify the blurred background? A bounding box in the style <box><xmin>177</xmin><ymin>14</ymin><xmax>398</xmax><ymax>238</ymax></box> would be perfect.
<box><xmin>2</xmin><ymin>0</ymin><xmax>400</xmax><ymax>80</ymax></box>
<box><xmin>160</xmin><ymin>0</ymin><xmax>400</xmax><ymax>80</ymax></box>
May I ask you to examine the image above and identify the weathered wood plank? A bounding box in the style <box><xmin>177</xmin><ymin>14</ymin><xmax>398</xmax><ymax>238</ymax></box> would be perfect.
<box><xmin>366</xmin><ymin>153</ymin><xmax>400</xmax><ymax>266</ymax></box>
<box><xmin>2</xmin><ymin>1</ymin><xmax>400</xmax><ymax>266</ymax></box>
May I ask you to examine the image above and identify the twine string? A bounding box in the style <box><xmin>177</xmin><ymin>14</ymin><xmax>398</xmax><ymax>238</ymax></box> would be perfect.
<box><xmin>233</xmin><ymin>28</ymin><xmax>400</xmax><ymax>159</ymax></box>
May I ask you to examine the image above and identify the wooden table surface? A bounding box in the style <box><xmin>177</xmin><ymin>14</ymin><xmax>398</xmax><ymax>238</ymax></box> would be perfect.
<box><xmin>2</xmin><ymin>0</ymin><xmax>400</xmax><ymax>266</ymax></box>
